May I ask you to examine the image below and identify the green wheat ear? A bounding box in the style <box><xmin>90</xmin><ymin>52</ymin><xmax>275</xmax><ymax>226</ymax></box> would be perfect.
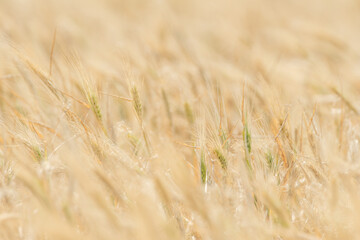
<box><xmin>130</xmin><ymin>85</ymin><xmax>152</xmax><ymax>156</ymax></box>
<box><xmin>89</xmin><ymin>94</ymin><xmax>102</xmax><ymax>122</ymax></box>
<box><xmin>243</xmin><ymin>117</ymin><xmax>252</xmax><ymax>171</ymax></box>
<box><xmin>266</xmin><ymin>151</ymin><xmax>274</xmax><ymax>169</ymax></box>
<box><xmin>131</xmin><ymin>86</ymin><xmax>143</xmax><ymax>122</ymax></box>
<box><xmin>214</xmin><ymin>149</ymin><xmax>227</xmax><ymax>170</ymax></box>
<box><xmin>88</xmin><ymin>92</ymin><xmax>107</xmax><ymax>136</ymax></box>
<box><xmin>32</xmin><ymin>145</ymin><xmax>46</xmax><ymax>163</ymax></box>
<box><xmin>200</xmin><ymin>151</ymin><xmax>207</xmax><ymax>184</ymax></box>
<box><xmin>243</xmin><ymin>122</ymin><xmax>251</xmax><ymax>153</ymax></box>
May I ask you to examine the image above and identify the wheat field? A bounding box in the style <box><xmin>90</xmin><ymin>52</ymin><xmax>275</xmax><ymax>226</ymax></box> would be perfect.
<box><xmin>1</xmin><ymin>0</ymin><xmax>360</xmax><ymax>239</ymax></box>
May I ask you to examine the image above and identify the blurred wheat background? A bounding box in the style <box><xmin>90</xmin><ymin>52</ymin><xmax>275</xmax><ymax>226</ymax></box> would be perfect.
<box><xmin>1</xmin><ymin>0</ymin><xmax>360</xmax><ymax>239</ymax></box>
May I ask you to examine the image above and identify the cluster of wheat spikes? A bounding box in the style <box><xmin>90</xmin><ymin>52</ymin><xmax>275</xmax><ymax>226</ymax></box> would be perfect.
<box><xmin>1</xmin><ymin>0</ymin><xmax>360</xmax><ymax>239</ymax></box>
